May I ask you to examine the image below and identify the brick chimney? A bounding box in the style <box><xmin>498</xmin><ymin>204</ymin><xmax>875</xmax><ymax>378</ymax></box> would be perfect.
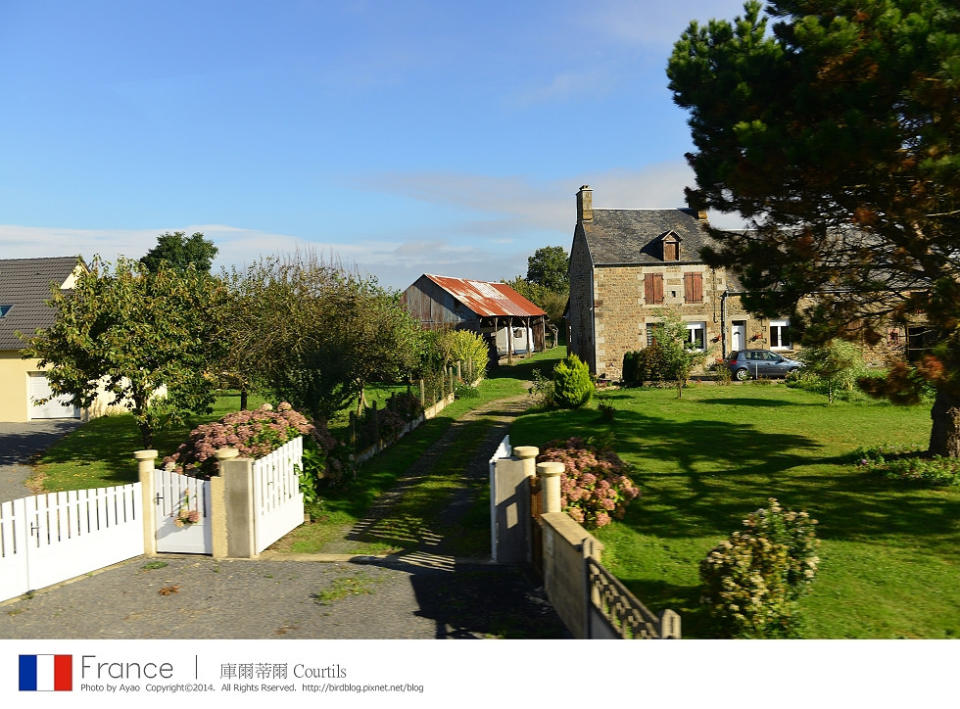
<box><xmin>577</xmin><ymin>185</ymin><xmax>593</xmax><ymax>223</ymax></box>
<box><xmin>697</xmin><ymin>209</ymin><xmax>708</xmax><ymax>221</ymax></box>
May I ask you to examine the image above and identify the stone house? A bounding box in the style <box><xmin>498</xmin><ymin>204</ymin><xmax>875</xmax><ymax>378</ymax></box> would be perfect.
<box><xmin>566</xmin><ymin>186</ymin><xmax>812</xmax><ymax>379</ymax></box>
<box><xmin>566</xmin><ymin>186</ymin><xmax>926</xmax><ymax>379</ymax></box>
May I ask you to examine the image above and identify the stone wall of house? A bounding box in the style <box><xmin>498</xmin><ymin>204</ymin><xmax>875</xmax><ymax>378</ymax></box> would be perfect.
<box><xmin>567</xmin><ymin>228</ymin><xmax>596</xmax><ymax>371</ymax></box>
<box><xmin>593</xmin><ymin>263</ymin><xmax>727</xmax><ymax>378</ymax></box>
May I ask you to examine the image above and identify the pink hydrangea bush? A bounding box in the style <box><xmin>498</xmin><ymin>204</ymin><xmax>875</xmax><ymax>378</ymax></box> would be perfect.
<box><xmin>537</xmin><ymin>437</ymin><xmax>640</xmax><ymax>528</ymax></box>
<box><xmin>164</xmin><ymin>402</ymin><xmax>337</xmax><ymax>478</ymax></box>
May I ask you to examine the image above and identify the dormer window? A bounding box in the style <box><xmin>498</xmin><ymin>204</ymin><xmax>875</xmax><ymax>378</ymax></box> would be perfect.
<box><xmin>661</xmin><ymin>231</ymin><xmax>681</xmax><ymax>261</ymax></box>
<box><xmin>0</xmin><ymin>305</ymin><xmax>11</xmax><ymax>317</ymax></box>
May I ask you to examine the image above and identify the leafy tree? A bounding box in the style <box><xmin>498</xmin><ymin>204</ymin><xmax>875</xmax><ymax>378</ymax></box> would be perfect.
<box><xmin>434</xmin><ymin>329</ymin><xmax>489</xmax><ymax>383</ymax></box>
<box><xmin>141</xmin><ymin>231</ymin><xmax>218</xmax><ymax>274</ymax></box>
<box><xmin>506</xmin><ymin>276</ymin><xmax>567</xmax><ymax>326</ymax></box>
<box><xmin>526</xmin><ymin>246</ymin><xmax>569</xmax><ymax>292</ymax></box>
<box><xmin>650</xmin><ymin>312</ymin><xmax>709</xmax><ymax>398</ymax></box>
<box><xmin>23</xmin><ymin>258</ymin><xmax>225</xmax><ymax>448</ymax></box>
<box><xmin>216</xmin><ymin>266</ymin><xmax>271</xmax><ymax>410</ymax></box>
<box><xmin>795</xmin><ymin>340</ymin><xmax>866</xmax><ymax>404</ymax></box>
<box><xmin>667</xmin><ymin>0</ymin><xmax>960</xmax><ymax>454</ymax></box>
<box><xmin>226</xmin><ymin>254</ymin><xmax>422</xmax><ymax>421</ymax></box>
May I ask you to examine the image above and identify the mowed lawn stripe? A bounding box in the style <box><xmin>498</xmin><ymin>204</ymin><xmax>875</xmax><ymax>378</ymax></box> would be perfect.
<box><xmin>510</xmin><ymin>384</ymin><xmax>960</xmax><ymax>638</ymax></box>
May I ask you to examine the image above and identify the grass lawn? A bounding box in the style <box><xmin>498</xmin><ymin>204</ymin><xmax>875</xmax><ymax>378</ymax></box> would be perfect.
<box><xmin>274</xmin><ymin>347</ymin><xmax>565</xmax><ymax>555</ymax></box>
<box><xmin>509</xmin><ymin>382</ymin><xmax>960</xmax><ymax>638</ymax></box>
<box><xmin>32</xmin><ymin>391</ymin><xmax>269</xmax><ymax>491</ymax></box>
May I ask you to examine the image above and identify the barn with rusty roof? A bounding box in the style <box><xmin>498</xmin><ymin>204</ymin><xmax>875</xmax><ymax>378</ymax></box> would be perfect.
<box><xmin>401</xmin><ymin>274</ymin><xmax>547</xmax><ymax>362</ymax></box>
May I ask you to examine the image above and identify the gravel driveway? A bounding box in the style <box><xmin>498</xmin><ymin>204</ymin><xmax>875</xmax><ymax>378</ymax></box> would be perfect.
<box><xmin>0</xmin><ymin>555</ymin><xmax>566</xmax><ymax>639</ymax></box>
<box><xmin>0</xmin><ymin>419</ymin><xmax>81</xmax><ymax>502</ymax></box>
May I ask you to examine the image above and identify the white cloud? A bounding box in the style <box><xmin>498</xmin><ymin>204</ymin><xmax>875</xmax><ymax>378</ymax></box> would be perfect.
<box><xmin>582</xmin><ymin>0</ymin><xmax>751</xmax><ymax>48</ymax></box>
<box><xmin>364</xmin><ymin>161</ymin><xmax>706</xmax><ymax>232</ymax></box>
<box><xmin>512</xmin><ymin>69</ymin><xmax>615</xmax><ymax>107</ymax></box>
<box><xmin>0</xmin><ymin>162</ymin><xmax>745</xmax><ymax>291</ymax></box>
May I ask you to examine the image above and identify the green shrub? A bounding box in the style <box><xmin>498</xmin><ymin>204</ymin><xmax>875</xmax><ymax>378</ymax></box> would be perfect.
<box><xmin>530</xmin><ymin>368</ymin><xmax>556</xmax><ymax>407</ymax></box>
<box><xmin>552</xmin><ymin>355</ymin><xmax>594</xmax><ymax>408</ymax></box>
<box><xmin>622</xmin><ymin>345</ymin><xmax>670</xmax><ymax>385</ymax></box>
<box><xmin>710</xmin><ymin>357</ymin><xmax>732</xmax><ymax>385</ymax></box>
<box><xmin>794</xmin><ymin>340</ymin><xmax>870</xmax><ymax>403</ymax></box>
<box><xmin>855</xmin><ymin>445</ymin><xmax>960</xmax><ymax>486</ymax></box>
<box><xmin>700</xmin><ymin>498</ymin><xmax>820</xmax><ymax>638</ymax></box>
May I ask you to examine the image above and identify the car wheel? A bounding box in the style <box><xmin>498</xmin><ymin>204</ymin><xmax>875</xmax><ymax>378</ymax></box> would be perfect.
<box><xmin>735</xmin><ymin>368</ymin><xmax>750</xmax><ymax>381</ymax></box>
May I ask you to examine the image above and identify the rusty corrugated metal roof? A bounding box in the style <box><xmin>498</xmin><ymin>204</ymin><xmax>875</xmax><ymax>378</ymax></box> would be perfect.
<box><xmin>423</xmin><ymin>274</ymin><xmax>547</xmax><ymax>318</ymax></box>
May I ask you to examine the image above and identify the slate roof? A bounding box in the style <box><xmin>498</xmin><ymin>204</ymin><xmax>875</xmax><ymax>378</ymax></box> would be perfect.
<box><xmin>423</xmin><ymin>274</ymin><xmax>547</xmax><ymax>318</ymax></box>
<box><xmin>582</xmin><ymin>208</ymin><xmax>712</xmax><ymax>265</ymax></box>
<box><xmin>0</xmin><ymin>257</ymin><xmax>80</xmax><ymax>350</ymax></box>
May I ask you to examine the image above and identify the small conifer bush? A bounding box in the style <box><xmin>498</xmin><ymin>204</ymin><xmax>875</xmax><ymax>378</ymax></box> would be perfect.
<box><xmin>552</xmin><ymin>354</ymin><xmax>594</xmax><ymax>408</ymax></box>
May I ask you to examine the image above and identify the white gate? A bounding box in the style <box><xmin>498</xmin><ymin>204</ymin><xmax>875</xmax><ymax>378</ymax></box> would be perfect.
<box><xmin>153</xmin><ymin>469</ymin><xmax>212</xmax><ymax>554</ymax></box>
<box><xmin>253</xmin><ymin>436</ymin><xmax>304</xmax><ymax>553</ymax></box>
<box><xmin>0</xmin><ymin>484</ymin><xmax>144</xmax><ymax>603</ymax></box>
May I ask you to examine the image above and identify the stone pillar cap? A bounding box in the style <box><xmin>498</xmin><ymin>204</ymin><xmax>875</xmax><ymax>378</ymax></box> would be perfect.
<box><xmin>513</xmin><ymin>445</ymin><xmax>539</xmax><ymax>459</ymax></box>
<box><xmin>214</xmin><ymin>447</ymin><xmax>241</xmax><ymax>461</ymax></box>
<box><xmin>537</xmin><ymin>461</ymin><xmax>565</xmax><ymax>477</ymax></box>
<box><xmin>133</xmin><ymin>449</ymin><xmax>158</xmax><ymax>461</ymax></box>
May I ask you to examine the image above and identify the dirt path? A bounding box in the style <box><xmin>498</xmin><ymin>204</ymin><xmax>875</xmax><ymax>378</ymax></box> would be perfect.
<box><xmin>320</xmin><ymin>394</ymin><xmax>533</xmax><ymax>559</ymax></box>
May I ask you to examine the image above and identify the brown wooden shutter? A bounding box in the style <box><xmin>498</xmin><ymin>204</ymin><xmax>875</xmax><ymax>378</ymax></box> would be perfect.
<box><xmin>645</xmin><ymin>274</ymin><xmax>663</xmax><ymax>304</ymax></box>
<box><xmin>684</xmin><ymin>273</ymin><xmax>702</xmax><ymax>303</ymax></box>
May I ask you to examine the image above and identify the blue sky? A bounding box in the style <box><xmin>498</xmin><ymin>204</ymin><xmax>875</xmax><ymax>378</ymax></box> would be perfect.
<box><xmin>0</xmin><ymin>0</ymin><xmax>748</xmax><ymax>288</ymax></box>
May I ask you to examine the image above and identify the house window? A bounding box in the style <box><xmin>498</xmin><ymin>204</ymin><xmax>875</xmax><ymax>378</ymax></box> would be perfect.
<box><xmin>683</xmin><ymin>273</ymin><xmax>703</xmax><ymax>303</ymax></box>
<box><xmin>0</xmin><ymin>305</ymin><xmax>11</xmax><ymax>317</ymax></box>
<box><xmin>770</xmin><ymin>319</ymin><xmax>791</xmax><ymax>350</ymax></box>
<box><xmin>644</xmin><ymin>274</ymin><xmax>664</xmax><ymax>305</ymax></box>
<box><xmin>646</xmin><ymin>323</ymin><xmax>658</xmax><ymax>347</ymax></box>
<box><xmin>686</xmin><ymin>321</ymin><xmax>706</xmax><ymax>351</ymax></box>
<box><xmin>907</xmin><ymin>325</ymin><xmax>937</xmax><ymax>362</ymax></box>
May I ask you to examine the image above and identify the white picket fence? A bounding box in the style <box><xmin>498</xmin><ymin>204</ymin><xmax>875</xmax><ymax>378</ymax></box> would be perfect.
<box><xmin>252</xmin><ymin>436</ymin><xmax>304</xmax><ymax>553</ymax></box>
<box><xmin>0</xmin><ymin>484</ymin><xmax>144</xmax><ymax>603</ymax></box>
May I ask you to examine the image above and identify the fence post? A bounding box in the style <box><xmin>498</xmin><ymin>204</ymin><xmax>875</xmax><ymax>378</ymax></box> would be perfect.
<box><xmin>209</xmin><ymin>447</ymin><xmax>239</xmax><ymax>559</ymax></box>
<box><xmin>213</xmin><ymin>448</ymin><xmax>257</xmax><ymax>558</ymax></box>
<box><xmin>419</xmin><ymin>378</ymin><xmax>425</xmax><ymax>407</ymax></box>
<box><xmin>467</xmin><ymin>357</ymin><xmax>473</xmax><ymax>383</ymax></box>
<box><xmin>537</xmin><ymin>461</ymin><xmax>564</xmax><ymax>514</ymax></box>
<box><xmin>456</xmin><ymin>360</ymin><xmax>462</xmax><ymax>382</ymax></box>
<box><xmin>134</xmin><ymin>449</ymin><xmax>158</xmax><ymax>557</ymax></box>
<box><xmin>659</xmin><ymin>609</ymin><xmax>682</xmax><ymax>639</ymax></box>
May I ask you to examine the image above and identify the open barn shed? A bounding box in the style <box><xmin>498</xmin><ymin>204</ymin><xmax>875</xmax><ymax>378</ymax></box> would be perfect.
<box><xmin>401</xmin><ymin>274</ymin><xmax>547</xmax><ymax>363</ymax></box>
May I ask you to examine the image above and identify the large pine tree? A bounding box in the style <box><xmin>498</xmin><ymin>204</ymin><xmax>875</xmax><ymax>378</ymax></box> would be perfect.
<box><xmin>668</xmin><ymin>0</ymin><xmax>960</xmax><ymax>455</ymax></box>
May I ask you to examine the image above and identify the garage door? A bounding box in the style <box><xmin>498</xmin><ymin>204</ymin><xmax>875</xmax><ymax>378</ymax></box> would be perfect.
<box><xmin>27</xmin><ymin>373</ymin><xmax>80</xmax><ymax>419</ymax></box>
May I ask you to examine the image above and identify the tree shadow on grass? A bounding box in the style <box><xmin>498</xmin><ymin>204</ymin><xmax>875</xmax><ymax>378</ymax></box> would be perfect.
<box><xmin>697</xmin><ymin>397</ymin><xmax>824</xmax><ymax>408</ymax></box>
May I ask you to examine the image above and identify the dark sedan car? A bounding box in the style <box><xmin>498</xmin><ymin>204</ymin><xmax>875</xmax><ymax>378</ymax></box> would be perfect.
<box><xmin>726</xmin><ymin>349</ymin><xmax>802</xmax><ymax>381</ymax></box>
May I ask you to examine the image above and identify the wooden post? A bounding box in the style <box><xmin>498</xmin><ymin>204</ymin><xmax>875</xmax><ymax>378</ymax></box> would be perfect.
<box><xmin>456</xmin><ymin>360</ymin><xmax>462</xmax><ymax>382</ymax></box>
<box><xmin>507</xmin><ymin>316</ymin><xmax>514</xmax><ymax>364</ymax></box>
<box><xmin>371</xmin><ymin>401</ymin><xmax>380</xmax><ymax>449</ymax></box>
<box><xmin>467</xmin><ymin>357</ymin><xmax>473</xmax><ymax>383</ymax></box>
<box><xmin>349</xmin><ymin>411</ymin><xmax>357</xmax><ymax>451</ymax></box>
<box><xmin>419</xmin><ymin>378</ymin><xmax>426</xmax><ymax>407</ymax></box>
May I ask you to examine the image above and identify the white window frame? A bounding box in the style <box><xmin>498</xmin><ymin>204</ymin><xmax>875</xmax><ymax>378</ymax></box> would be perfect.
<box><xmin>685</xmin><ymin>321</ymin><xmax>706</xmax><ymax>352</ymax></box>
<box><xmin>770</xmin><ymin>319</ymin><xmax>791</xmax><ymax>350</ymax></box>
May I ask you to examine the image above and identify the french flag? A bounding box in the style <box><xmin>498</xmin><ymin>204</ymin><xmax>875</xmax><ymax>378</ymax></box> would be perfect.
<box><xmin>19</xmin><ymin>654</ymin><xmax>72</xmax><ymax>691</ymax></box>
